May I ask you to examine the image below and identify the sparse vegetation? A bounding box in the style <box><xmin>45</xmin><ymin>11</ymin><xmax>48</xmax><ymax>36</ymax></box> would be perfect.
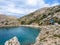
<box><xmin>0</xmin><ymin>14</ymin><xmax>20</xmax><ymax>26</ymax></box>
<box><xmin>53</xmin><ymin>34</ymin><xmax>60</xmax><ymax>38</ymax></box>
<box><xmin>46</xmin><ymin>31</ymin><xmax>49</xmax><ymax>34</ymax></box>
<box><xmin>18</xmin><ymin>5</ymin><xmax>60</xmax><ymax>25</ymax></box>
<box><xmin>40</xmin><ymin>37</ymin><xmax>46</xmax><ymax>41</ymax></box>
<box><xmin>0</xmin><ymin>5</ymin><xmax>60</xmax><ymax>26</ymax></box>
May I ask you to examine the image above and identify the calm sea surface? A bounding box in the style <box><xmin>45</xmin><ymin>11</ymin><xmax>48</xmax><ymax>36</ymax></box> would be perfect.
<box><xmin>0</xmin><ymin>26</ymin><xmax>40</xmax><ymax>45</ymax></box>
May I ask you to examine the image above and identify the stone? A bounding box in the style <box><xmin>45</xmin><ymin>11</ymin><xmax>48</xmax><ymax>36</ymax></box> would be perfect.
<box><xmin>5</xmin><ymin>36</ymin><xmax>20</xmax><ymax>45</ymax></box>
<box><xmin>33</xmin><ymin>25</ymin><xmax>60</xmax><ymax>45</ymax></box>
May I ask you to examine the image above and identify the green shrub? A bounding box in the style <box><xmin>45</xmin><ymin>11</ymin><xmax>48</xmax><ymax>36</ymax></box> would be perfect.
<box><xmin>53</xmin><ymin>34</ymin><xmax>60</xmax><ymax>38</ymax></box>
<box><xmin>46</xmin><ymin>31</ymin><xmax>49</xmax><ymax>34</ymax></box>
<box><xmin>40</xmin><ymin>37</ymin><xmax>46</xmax><ymax>41</ymax></box>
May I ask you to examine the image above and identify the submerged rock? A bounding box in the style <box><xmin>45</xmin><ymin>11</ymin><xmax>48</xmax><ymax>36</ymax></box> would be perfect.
<box><xmin>5</xmin><ymin>36</ymin><xmax>20</xmax><ymax>45</ymax></box>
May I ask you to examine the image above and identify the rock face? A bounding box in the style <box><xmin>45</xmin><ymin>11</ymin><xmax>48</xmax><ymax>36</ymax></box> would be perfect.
<box><xmin>33</xmin><ymin>25</ymin><xmax>60</xmax><ymax>45</ymax></box>
<box><xmin>5</xmin><ymin>36</ymin><xmax>20</xmax><ymax>45</ymax></box>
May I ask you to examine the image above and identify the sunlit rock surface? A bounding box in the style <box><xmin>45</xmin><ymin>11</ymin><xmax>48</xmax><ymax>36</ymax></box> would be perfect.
<box><xmin>33</xmin><ymin>25</ymin><xmax>60</xmax><ymax>45</ymax></box>
<box><xmin>5</xmin><ymin>36</ymin><xmax>20</xmax><ymax>45</ymax></box>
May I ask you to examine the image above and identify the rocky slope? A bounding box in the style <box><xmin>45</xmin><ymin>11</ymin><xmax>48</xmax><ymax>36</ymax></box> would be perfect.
<box><xmin>0</xmin><ymin>14</ymin><xmax>20</xmax><ymax>27</ymax></box>
<box><xmin>18</xmin><ymin>5</ymin><xmax>60</xmax><ymax>25</ymax></box>
<box><xmin>33</xmin><ymin>25</ymin><xmax>60</xmax><ymax>45</ymax></box>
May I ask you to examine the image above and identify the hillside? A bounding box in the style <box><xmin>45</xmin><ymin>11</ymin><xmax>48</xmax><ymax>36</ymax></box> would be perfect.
<box><xmin>0</xmin><ymin>14</ymin><xmax>20</xmax><ymax>27</ymax></box>
<box><xmin>18</xmin><ymin>5</ymin><xmax>60</xmax><ymax>25</ymax></box>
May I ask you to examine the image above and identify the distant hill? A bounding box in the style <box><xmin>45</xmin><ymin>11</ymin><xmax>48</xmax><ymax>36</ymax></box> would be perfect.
<box><xmin>18</xmin><ymin>5</ymin><xmax>60</xmax><ymax>25</ymax></box>
<box><xmin>0</xmin><ymin>14</ymin><xmax>20</xmax><ymax>27</ymax></box>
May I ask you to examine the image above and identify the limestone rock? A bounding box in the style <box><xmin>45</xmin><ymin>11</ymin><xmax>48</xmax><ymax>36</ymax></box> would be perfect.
<box><xmin>33</xmin><ymin>25</ymin><xmax>60</xmax><ymax>45</ymax></box>
<box><xmin>5</xmin><ymin>36</ymin><xmax>20</xmax><ymax>45</ymax></box>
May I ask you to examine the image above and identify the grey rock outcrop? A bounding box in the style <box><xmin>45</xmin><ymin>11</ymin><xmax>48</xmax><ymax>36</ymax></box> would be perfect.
<box><xmin>5</xmin><ymin>36</ymin><xmax>20</xmax><ymax>45</ymax></box>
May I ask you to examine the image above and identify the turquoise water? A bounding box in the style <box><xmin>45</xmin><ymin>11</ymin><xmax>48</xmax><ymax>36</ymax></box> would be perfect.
<box><xmin>0</xmin><ymin>26</ymin><xmax>40</xmax><ymax>45</ymax></box>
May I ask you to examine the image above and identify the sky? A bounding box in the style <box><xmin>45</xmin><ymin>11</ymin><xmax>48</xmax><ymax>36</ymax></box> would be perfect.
<box><xmin>0</xmin><ymin>0</ymin><xmax>60</xmax><ymax>17</ymax></box>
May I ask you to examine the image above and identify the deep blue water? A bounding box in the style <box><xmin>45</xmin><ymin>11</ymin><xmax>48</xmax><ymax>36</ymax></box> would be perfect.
<box><xmin>0</xmin><ymin>26</ymin><xmax>40</xmax><ymax>45</ymax></box>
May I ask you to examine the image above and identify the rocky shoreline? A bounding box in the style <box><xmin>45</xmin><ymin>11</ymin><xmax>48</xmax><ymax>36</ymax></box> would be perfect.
<box><xmin>4</xmin><ymin>25</ymin><xmax>60</xmax><ymax>45</ymax></box>
<box><xmin>0</xmin><ymin>25</ymin><xmax>19</xmax><ymax>28</ymax></box>
<box><xmin>33</xmin><ymin>25</ymin><xmax>60</xmax><ymax>45</ymax></box>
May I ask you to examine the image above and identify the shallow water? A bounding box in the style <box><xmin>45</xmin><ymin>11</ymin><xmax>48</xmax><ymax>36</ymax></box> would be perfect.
<box><xmin>0</xmin><ymin>26</ymin><xmax>40</xmax><ymax>45</ymax></box>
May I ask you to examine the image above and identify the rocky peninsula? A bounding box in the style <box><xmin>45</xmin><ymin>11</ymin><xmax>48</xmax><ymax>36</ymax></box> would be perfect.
<box><xmin>5</xmin><ymin>36</ymin><xmax>20</xmax><ymax>45</ymax></box>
